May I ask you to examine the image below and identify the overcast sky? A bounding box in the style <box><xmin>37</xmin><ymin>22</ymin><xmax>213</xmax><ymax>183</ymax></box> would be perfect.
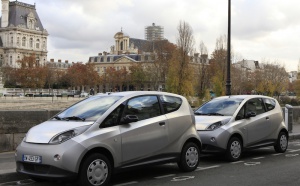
<box><xmin>5</xmin><ymin>0</ymin><xmax>300</xmax><ymax>71</ymax></box>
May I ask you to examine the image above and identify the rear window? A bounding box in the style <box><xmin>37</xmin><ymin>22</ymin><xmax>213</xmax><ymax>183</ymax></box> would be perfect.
<box><xmin>160</xmin><ymin>95</ymin><xmax>182</xmax><ymax>114</ymax></box>
<box><xmin>264</xmin><ymin>98</ymin><xmax>276</xmax><ymax>111</ymax></box>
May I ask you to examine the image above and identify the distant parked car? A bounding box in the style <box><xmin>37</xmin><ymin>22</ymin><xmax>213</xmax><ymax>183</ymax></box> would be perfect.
<box><xmin>80</xmin><ymin>91</ymin><xmax>89</xmax><ymax>97</ymax></box>
<box><xmin>194</xmin><ymin>95</ymin><xmax>288</xmax><ymax>161</ymax></box>
<box><xmin>15</xmin><ymin>91</ymin><xmax>201</xmax><ymax>186</ymax></box>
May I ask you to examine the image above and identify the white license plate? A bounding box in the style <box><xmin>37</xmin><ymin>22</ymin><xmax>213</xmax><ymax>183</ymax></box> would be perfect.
<box><xmin>22</xmin><ymin>154</ymin><xmax>42</xmax><ymax>163</ymax></box>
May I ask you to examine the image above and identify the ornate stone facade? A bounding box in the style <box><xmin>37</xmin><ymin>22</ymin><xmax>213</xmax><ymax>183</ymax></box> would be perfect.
<box><xmin>0</xmin><ymin>0</ymin><xmax>48</xmax><ymax>68</ymax></box>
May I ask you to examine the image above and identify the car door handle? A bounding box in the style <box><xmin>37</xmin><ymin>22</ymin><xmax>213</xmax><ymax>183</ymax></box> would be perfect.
<box><xmin>159</xmin><ymin>122</ymin><xmax>166</xmax><ymax>126</ymax></box>
<box><xmin>266</xmin><ymin>117</ymin><xmax>269</xmax><ymax>120</ymax></box>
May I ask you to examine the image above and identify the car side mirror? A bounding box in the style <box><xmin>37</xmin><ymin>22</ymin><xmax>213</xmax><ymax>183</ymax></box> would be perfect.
<box><xmin>245</xmin><ymin>111</ymin><xmax>256</xmax><ymax>118</ymax></box>
<box><xmin>121</xmin><ymin>115</ymin><xmax>139</xmax><ymax>124</ymax></box>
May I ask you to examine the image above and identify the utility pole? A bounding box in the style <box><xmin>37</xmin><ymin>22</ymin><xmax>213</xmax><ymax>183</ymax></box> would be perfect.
<box><xmin>226</xmin><ymin>0</ymin><xmax>232</xmax><ymax>95</ymax></box>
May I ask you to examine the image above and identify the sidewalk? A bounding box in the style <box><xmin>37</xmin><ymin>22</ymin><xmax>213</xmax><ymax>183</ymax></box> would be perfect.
<box><xmin>1</xmin><ymin>125</ymin><xmax>300</xmax><ymax>182</ymax></box>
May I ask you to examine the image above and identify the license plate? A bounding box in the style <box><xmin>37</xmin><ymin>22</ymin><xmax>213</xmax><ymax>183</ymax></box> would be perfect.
<box><xmin>22</xmin><ymin>154</ymin><xmax>42</xmax><ymax>163</ymax></box>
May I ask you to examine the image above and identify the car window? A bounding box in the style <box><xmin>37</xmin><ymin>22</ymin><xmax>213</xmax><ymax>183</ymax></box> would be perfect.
<box><xmin>245</xmin><ymin>98</ymin><xmax>266</xmax><ymax>115</ymax></box>
<box><xmin>236</xmin><ymin>105</ymin><xmax>245</xmax><ymax>120</ymax></box>
<box><xmin>159</xmin><ymin>95</ymin><xmax>182</xmax><ymax>114</ymax></box>
<box><xmin>101</xmin><ymin>103</ymin><xmax>125</xmax><ymax>128</ymax></box>
<box><xmin>263</xmin><ymin>98</ymin><xmax>276</xmax><ymax>111</ymax></box>
<box><xmin>124</xmin><ymin>95</ymin><xmax>161</xmax><ymax>121</ymax></box>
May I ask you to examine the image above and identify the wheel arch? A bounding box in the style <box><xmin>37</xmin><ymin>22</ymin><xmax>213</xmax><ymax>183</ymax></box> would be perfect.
<box><xmin>78</xmin><ymin>147</ymin><xmax>114</xmax><ymax>172</ymax></box>
<box><xmin>228</xmin><ymin>133</ymin><xmax>244</xmax><ymax>148</ymax></box>
<box><xmin>183</xmin><ymin>137</ymin><xmax>202</xmax><ymax>151</ymax></box>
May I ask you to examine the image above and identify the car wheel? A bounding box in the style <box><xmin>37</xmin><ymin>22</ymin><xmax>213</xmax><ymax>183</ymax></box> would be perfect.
<box><xmin>79</xmin><ymin>153</ymin><xmax>112</xmax><ymax>186</ymax></box>
<box><xmin>226</xmin><ymin>137</ymin><xmax>242</xmax><ymax>161</ymax></box>
<box><xmin>177</xmin><ymin>142</ymin><xmax>200</xmax><ymax>172</ymax></box>
<box><xmin>274</xmin><ymin>131</ymin><xmax>288</xmax><ymax>153</ymax></box>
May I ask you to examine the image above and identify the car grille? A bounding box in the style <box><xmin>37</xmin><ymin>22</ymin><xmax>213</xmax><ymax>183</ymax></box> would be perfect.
<box><xmin>23</xmin><ymin>163</ymin><xmax>50</xmax><ymax>174</ymax></box>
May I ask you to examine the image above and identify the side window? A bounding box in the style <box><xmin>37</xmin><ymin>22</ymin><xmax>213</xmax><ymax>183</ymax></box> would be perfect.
<box><xmin>263</xmin><ymin>98</ymin><xmax>276</xmax><ymax>111</ymax></box>
<box><xmin>236</xmin><ymin>105</ymin><xmax>245</xmax><ymax>120</ymax></box>
<box><xmin>159</xmin><ymin>95</ymin><xmax>182</xmax><ymax>114</ymax></box>
<box><xmin>101</xmin><ymin>104</ymin><xmax>124</xmax><ymax>128</ymax></box>
<box><xmin>124</xmin><ymin>96</ymin><xmax>161</xmax><ymax>121</ymax></box>
<box><xmin>245</xmin><ymin>98</ymin><xmax>266</xmax><ymax>115</ymax></box>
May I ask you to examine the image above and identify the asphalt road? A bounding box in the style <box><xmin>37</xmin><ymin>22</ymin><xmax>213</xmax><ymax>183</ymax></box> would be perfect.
<box><xmin>1</xmin><ymin>140</ymin><xmax>300</xmax><ymax>186</ymax></box>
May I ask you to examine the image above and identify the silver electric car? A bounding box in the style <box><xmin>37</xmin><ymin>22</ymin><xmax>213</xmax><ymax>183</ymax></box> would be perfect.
<box><xmin>195</xmin><ymin>95</ymin><xmax>288</xmax><ymax>161</ymax></box>
<box><xmin>15</xmin><ymin>91</ymin><xmax>201</xmax><ymax>186</ymax></box>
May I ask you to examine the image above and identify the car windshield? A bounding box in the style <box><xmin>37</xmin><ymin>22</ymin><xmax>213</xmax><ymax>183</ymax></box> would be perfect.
<box><xmin>55</xmin><ymin>95</ymin><xmax>122</xmax><ymax>121</ymax></box>
<box><xmin>195</xmin><ymin>98</ymin><xmax>244</xmax><ymax>116</ymax></box>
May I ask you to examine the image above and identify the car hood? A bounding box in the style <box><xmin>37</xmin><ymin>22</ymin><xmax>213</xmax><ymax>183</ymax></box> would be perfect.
<box><xmin>25</xmin><ymin>121</ymin><xmax>94</xmax><ymax>144</ymax></box>
<box><xmin>195</xmin><ymin>116</ymin><xmax>232</xmax><ymax>130</ymax></box>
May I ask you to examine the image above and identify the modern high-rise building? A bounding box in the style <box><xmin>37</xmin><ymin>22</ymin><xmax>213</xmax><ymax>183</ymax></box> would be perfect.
<box><xmin>0</xmin><ymin>0</ymin><xmax>48</xmax><ymax>68</ymax></box>
<box><xmin>145</xmin><ymin>23</ymin><xmax>164</xmax><ymax>41</ymax></box>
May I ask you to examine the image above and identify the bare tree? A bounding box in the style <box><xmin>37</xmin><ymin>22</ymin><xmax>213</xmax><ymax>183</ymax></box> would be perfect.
<box><xmin>167</xmin><ymin>21</ymin><xmax>195</xmax><ymax>96</ymax></box>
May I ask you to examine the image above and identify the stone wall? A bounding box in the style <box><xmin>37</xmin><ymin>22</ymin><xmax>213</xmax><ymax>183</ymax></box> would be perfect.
<box><xmin>0</xmin><ymin>110</ymin><xmax>60</xmax><ymax>152</ymax></box>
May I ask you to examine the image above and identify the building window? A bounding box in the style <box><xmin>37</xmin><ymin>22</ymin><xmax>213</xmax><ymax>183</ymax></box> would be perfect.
<box><xmin>10</xmin><ymin>56</ymin><xmax>12</xmax><ymax>65</ymax></box>
<box><xmin>17</xmin><ymin>37</ymin><xmax>20</xmax><ymax>46</ymax></box>
<box><xmin>100</xmin><ymin>57</ymin><xmax>104</xmax><ymax>62</ymax></box>
<box><xmin>36</xmin><ymin>39</ymin><xmax>40</xmax><ymax>49</ymax></box>
<box><xmin>107</xmin><ymin>57</ymin><xmax>110</xmax><ymax>62</ymax></box>
<box><xmin>10</xmin><ymin>37</ymin><xmax>13</xmax><ymax>45</ymax></box>
<box><xmin>29</xmin><ymin>38</ymin><xmax>33</xmax><ymax>48</ymax></box>
<box><xmin>42</xmin><ymin>41</ymin><xmax>46</xmax><ymax>49</ymax></box>
<box><xmin>22</xmin><ymin>37</ymin><xmax>26</xmax><ymax>46</ymax></box>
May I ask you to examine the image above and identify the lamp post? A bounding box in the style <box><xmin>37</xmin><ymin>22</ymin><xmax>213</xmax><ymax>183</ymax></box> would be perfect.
<box><xmin>226</xmin><ymin>0</ymin><xmax>232</xmax><ymax>95</ymax></box>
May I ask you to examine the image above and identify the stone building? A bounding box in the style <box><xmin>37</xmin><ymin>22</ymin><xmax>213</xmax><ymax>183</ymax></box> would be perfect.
<box><xmin>0</xmin><ymin>0</ymin><xmax>48</xmax><ymax>68</ymax></box>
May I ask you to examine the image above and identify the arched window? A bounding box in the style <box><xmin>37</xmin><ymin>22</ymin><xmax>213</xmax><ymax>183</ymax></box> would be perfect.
<box><xmin>22</xmin><ymin>37</ymin><xmax>26</xmax><ymax>47</ymax></box>
<box><xmin>29</xmin><ymin>38</ymin><xmax>33</xmax><ymax>48</ymax></box>
<box><xmin>36</xmin><ymin>39</ymin><xmax>40</xmax><ymax>49</ymax></box>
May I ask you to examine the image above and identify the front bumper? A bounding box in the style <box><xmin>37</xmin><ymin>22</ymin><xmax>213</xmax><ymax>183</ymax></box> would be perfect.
<box><xmin>198</xmin><ymin>128</ymin><xmax>230</xmax><ymax>153</ymax></box>
<box><xmin>15</xmin><ymin>139</ymin><xmax>86</xmax><ymax>179</ymax></box>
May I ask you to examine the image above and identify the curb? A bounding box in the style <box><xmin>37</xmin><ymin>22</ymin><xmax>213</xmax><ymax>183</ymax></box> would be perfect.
<box><xmin>289</xmin><ymin>133</ymin><xmax>300</xmax><ymax>140</ymax></box>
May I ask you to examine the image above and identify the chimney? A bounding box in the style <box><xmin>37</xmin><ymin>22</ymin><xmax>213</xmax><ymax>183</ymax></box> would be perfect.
<box><xmin>65</xmin><ymin>60</ymin><xmax>68</xmax><ymax>63</ymax></box>
<box><xmin>1</xmin><ymin>0</ymin><xmax>9</xmax><ymax>27</ymax></box>
<box><xmin>103</xmin><ymin>51</ymin><xmax>107</xmax><ymax>55</ymax></box>
<box><xmin>194</xmin><ymin>53</ymin><xmax>199</xmax><ymax>57</ymax></box>
<box><xmin>98</xmin><ymin>53</ymin><xmax>102</xmax><ymax>56</ymax></box>
<box><xmin>50</xmin><ymin>59</ymin><xmax>54</xmax><ymax>62</ymax></box>
<box><xmin>58</xmin><ymin>59</ymin><xmax>61</xmax><ymax>62</ymax></box>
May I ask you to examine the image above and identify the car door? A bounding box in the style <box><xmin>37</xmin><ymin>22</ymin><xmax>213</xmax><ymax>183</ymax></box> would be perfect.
<box><xmin>119</xmin><ymin>95</ymin><xmax>169</xmax><ymax>165</ymax></box>
<box><xmin>245</xmin><ymin>98</ymin><xmax>271</xmax><ymax>145</ymax></box>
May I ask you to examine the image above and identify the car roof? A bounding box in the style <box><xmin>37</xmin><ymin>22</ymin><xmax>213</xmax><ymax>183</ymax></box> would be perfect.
<box><xmin>95</xmin><ymin>91</ymin><xmax>184</xmax><ymax>98</ymax></box>
<box><xmin>214</xmin><ymin>95</ymin><xmax>275</xmax><ymax>100</ymax></box>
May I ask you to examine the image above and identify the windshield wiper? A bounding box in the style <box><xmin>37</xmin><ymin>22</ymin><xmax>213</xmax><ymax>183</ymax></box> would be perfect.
<box><xmin>194</xmin><ymin>112</ymin><xmax>209</xmax><ymax>115</ymax></box>
<box><xmin>53</xmin><ymin>116</ymin><xmax>62</xmax><ymax>120</ymax></box>
<box><xmin>63</xmin><ymin>116</ymin><xmax>85</xmax><ymax>121</ymax></box>
<box><xmin>206</xmin><ymin>112</ymin><xmax>224</xmax><ymax>116</ymax></box>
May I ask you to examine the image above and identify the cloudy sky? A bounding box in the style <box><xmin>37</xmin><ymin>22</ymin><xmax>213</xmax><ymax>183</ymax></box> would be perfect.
<box><xmin>4</xmin><ymin>0</ymin><xmax>300</xmax><ymax>71</ymax></box>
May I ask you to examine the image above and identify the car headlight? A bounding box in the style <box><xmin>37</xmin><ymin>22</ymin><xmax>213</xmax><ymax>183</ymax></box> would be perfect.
<box><xmin>49</xmin><ymin>125</ymin><xmax>91</xmax><ymax>144</ymax></box>
<box><xmin>206</xmin><ymin>118</ymin><xmax>231</xmax><ymax>131</ymax></box>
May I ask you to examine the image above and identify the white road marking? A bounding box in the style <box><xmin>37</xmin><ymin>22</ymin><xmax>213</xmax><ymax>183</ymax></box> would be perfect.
<box><xmin>259</xmin><ymin>147</ymin><xmax>271</xmax><ymax>150</ymax></box>
<box><xmin>196</xmin><ymin>165</ymin><xmax>220</xmax><ymax>171</ymax></box>
<box><xmin>287</xmin><ymin>149</ymin><xmax>300</xmax><ymax>153</ymax></box>
<box><xmin>253</xmin><ymin>157</ymin><xmax>265</xmax><ymax>160</ymax></box>
<box><xmin>113</xmin><ymin>181</ymin><xmax>138</xmax><ymax>186</ymax></box>
<box><xmin>244</xmin><ymin>162</ymin><xmax>261</xmax><ymax>166</ymax></box>
<box><xmin>154</xmin><ymin>174</ymin><xmax>176</xmax><ymax>179</ymax></box>
<box><xmin>231</xmin><ymin>161</ymin><xmax>244</xmax><ymax>164</ymax></box>
<box><xmin>272</xmin><ymin>153</ymin><xmax>282</xmax><ymax>156</ymax></box>
<box><xmin>285</xmin><ymin>154</ymin><xmax>299</xmax><ymax>157</ymax></box>
<box><xmin>171</xmin><ymin>176</ymin><xmax>195</xmax><ymax>181</ymax></box>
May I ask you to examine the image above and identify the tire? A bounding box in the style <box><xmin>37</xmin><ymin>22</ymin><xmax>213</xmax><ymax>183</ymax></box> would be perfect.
<box><xmin>274</xmin><ymin>131</ymin><xmax>288</xmax><ymax>153</ymax></box>
<box><xmin>177</xmin><ymin>142</ymin><xmax>200</xmax><ymax>172</ymax></box>
<box><xmin>79</xmin><ymin>153</ymin><xmax>112</xmax><ymax>186</ymax></box>
<box><xmin>226</xmin><ymin>137</ymin><xmax>242</xmax><ymax>162</ymax></box>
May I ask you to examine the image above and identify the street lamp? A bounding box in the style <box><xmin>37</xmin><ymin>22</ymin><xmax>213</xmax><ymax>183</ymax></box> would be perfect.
<box><xmin>226</xmin><ymin>0</ymin><xmax>232</xmax><ymax>95</ymax></box>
